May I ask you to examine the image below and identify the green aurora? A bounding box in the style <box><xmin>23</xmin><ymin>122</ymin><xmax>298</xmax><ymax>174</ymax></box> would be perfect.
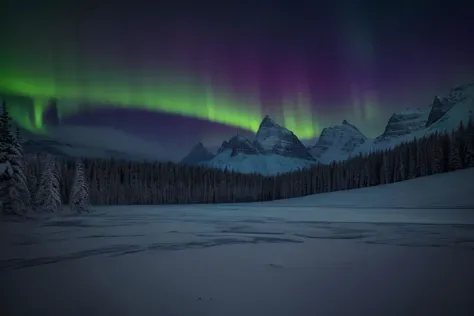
<box><xmin>0</xmin><ymin>70</ymin><xmax>323</xmax><ymax>139</ymax></box>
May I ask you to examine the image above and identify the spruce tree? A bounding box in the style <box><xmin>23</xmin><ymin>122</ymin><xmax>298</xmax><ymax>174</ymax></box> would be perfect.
<box><xmin>69</xmin><ymin>159</ymin><xmax>90</xmax><ymax>213</ymax></box>
<box><xmin>9</xmin><ymin>127</ymin><xmax>31</xmax><ymax>213</ymax></box>
<box><xmin>35</xmin><ymin>155</ymin><xmax>62</xmax><ymax>212</ymax></box>
<box><xmin>0</xmin><ymin>101</ymin><xmax>15</xmax><ymax>214</ymax></box>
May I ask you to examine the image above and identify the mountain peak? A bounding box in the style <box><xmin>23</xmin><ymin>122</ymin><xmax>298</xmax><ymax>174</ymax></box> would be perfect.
<box><xmin>255</xmin><ymin>115</ymin><xmax>314</xmax><ymax>160</ymax></box>
<box><xmin>259</xmin><ymin>115</ymin><xmax>277</xmax><ymax>128</ymax></box>
<box><xmin>309</xmin><ymin>121</ymin><xmax>367</xmax><ymax>163</ymax></box>
<box><xmin>341</xmin><ymin>120</ymin><xmax>362</xmax><ymax>133</ymax></box>
<box><xmin>380</xmin><ymin>107</ymin><xmax>429</xmax><ymax>138</ymax></box>
<box><xmin>180</xmin><ymin>142</ymin><xmax>215</xmax><ymax>165</ymax></box>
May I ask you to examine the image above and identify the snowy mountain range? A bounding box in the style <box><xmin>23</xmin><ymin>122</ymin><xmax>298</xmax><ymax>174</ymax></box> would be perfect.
<box><xmin>181</xmin><ymin>115</ymin><xmax>317</xmax><ymax>175</ymax></box>
<box><xmin>18</xmin><ymin>82</ymin><xmax>473</xmax><ymax>174</ymax></box>
<box><xmin>183</xmin><ymin>82</ymin><xmax>474</xmax><ymax>174</ymax></box>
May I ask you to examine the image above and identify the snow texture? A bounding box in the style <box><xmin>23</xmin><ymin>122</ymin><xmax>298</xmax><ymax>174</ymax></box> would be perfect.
<box><xmin>1</xmin><ymin>168</ymin><xmax>474</xmax><ymax>316</ymax></box>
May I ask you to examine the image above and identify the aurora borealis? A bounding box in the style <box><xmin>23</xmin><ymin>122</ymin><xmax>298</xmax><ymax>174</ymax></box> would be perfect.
<box><xmin>1</xmin><ymin>1</ymin><xmax>473</xmax><ymax>159</ymax></box>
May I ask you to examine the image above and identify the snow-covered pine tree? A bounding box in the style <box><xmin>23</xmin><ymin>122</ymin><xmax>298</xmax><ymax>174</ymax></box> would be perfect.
<box><xmin>0</xmin><ymin>101</ymin><xmax>16</xmax><ymax>214</ymax></box>
<box><xmin>35</xmin><ymin>154</ymin><xmax>62</xmax><ymax>212</ymax></box>
<box><xmin>9</xmin><ymin>127</ymin><xmax>31</xmax><ymax>213</ymax></box>
<box><xmin>0</xmin><ymin>161</ymin><xmax>13</xmax><ymax>212</ymax></box>
<box><xmin>69</xmin><ymin>158</ymin><xmax>90</xmax><ymax>213</ymax></box>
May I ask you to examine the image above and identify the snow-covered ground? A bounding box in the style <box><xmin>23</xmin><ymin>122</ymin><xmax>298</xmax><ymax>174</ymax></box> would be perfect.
<box><xmin>1</xmin><ymin>169</ymin><xmax>474</xmax><ymax>316</ymax></box>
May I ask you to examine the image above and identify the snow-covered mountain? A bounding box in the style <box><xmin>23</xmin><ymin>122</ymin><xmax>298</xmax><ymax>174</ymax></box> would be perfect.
<box><xmin>23</xmin><ymin>82</ymin><xmax>472</xmax><ymax>173</ymax></box>
<box><xmin>256</xmin><ymin>115</ymin><xmax>314</xmax><ymax>160</ymax></box>
<box><xmin>357</xmin><ymin>82</ymin><xmax>474</xmax><ymax>154</ymax></box>
<box><xmin>379</xmin><ymin>108</ymin><xmax>430</xmax><ymax>139</ymax></box>
<box><xmin>425</xmin><ymin>83</ymin><xmax>474</xmax><ymax>130</ymax></box>
<box><xmin>190</xmin><ymin>116</ymin><xmax>316</xmax><ymax>175</ymax></box>
<box><xmin>180</xmin><ymin>142</ymin><xmax>215</xmax><ymax>165</ymax></box>
<box><xmin>21</xmin><ymin>125</ymin><xmax>169</xmax><ymax>161</ymax></box>
<box><xmin>183</xmin><ymin>82</ymin><xmax>473</xmax><ymax>174</ymax></box>
<box><xmin>309</xmin><ymin>120</ymin><xmax>368</xmax><ymax>163</ymax></box>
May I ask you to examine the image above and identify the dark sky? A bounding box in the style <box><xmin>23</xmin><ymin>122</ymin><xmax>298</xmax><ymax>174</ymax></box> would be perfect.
<box><xmin>1</xmin><ymin>0</ymin><xmax>473</xmax><ymax>159</ymax></box>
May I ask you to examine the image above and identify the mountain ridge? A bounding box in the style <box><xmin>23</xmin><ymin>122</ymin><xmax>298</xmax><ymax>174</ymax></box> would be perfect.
<box><xmin>184</xmin><ymin>82</ymin><xmax>474</xmax><ymax>173</ymax></box>
<box><xmin>16</xmin><ymin>82</ymin><xmax>474</xmax><ymax>175</ymax></box>
<box><xmin>195</xmin><ymin>116</ymin><xmax>316</xmax><ymax>175</ymax></box>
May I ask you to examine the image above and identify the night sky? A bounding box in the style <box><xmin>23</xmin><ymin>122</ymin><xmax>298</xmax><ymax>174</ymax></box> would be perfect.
<box><xmin>1</xmin><ymin>0</ymin><xmax>473</xmax><ymax>159</ymax></box>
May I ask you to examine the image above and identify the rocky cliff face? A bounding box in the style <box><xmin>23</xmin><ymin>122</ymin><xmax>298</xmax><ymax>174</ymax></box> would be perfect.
<box><xmin>426</xmin><ymin>83</ymin><xmax>474</xmax><ymax>128</ymax></box>
<box><xmin>379</xmin><ymin>108</ymin><xmax>429</xmax><ymax>139</ymax></box>
<box><xmin>255</xmin><ymin>115</ymin><xmax>314</xmax><ymax>160</ymax></box>
<box><xmin>218</xmin><ymin>135</ymin><xmax>261</xmax><ymax>157</ymax></box>
<box><xmin>426</xmin><ymin>97</ymin><xmax>455</xmax><ymax>127</ymax></box>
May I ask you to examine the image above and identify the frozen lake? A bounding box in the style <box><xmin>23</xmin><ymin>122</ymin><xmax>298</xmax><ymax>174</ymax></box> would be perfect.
<box><xmin>1</xmin><ymin>169</ymin><xmax>474</xmax><ymax>315</ymax></box>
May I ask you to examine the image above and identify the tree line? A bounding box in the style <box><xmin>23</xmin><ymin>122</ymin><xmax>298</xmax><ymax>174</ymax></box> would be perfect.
<box><xmin>1</xmin><ymin>99</ymin><xmax>473</xmax><ymax>213</ymax></box>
